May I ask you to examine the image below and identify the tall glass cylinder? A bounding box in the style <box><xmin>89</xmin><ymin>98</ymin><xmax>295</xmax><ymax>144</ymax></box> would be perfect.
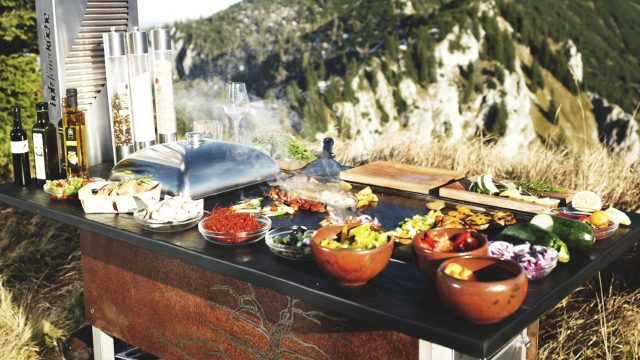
<box><xmin>127</xmin><ymin>27</ymin><xmax>156</xmax><ymax>150</ymax></box>
<box><xmin>104</xmin><ymin>29</ymin><xmax>135</xmax><ymax>161</ymax></box>
<box><xmin>150</xmin><ymin>27</ymin><xmax>177</xmax><ymax>143</ymax></box>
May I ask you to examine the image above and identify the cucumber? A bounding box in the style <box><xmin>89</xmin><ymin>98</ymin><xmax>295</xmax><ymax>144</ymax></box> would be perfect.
<box><xmin>476</xmin><ymin>175</ymin><xmax>488</xmax><ymax>194</ymax></box>
<box><xmin>482</xmin><ymin>173</ymin><xmax>500</xmax><ymax>195</ymax></box>
<box><xmin>469</xmin><ymin>182</ymin><xmax>478</xmax><ymax>193</ymax></box>
<box><xmin>549</xmin><ymin>215</ymin><xmax>596</xmax><ymax>251</ymax></box>
<box><xmin>501</xmin><ymin>223</ymin><xmax>560</xmax><ymax>248</ymax></box>
<box><xmin>530</xmin><ymin>214</ymin><xmax>554</xmax><ymax>231</ymax></box>
<box><xmin>501</xmin><ymin>223</ymin><xmax>570</xmax><ymax>263</ymax></box>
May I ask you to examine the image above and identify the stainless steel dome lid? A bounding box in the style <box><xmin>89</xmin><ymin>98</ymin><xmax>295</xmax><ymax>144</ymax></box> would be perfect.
<box><xmin>108</xmin><ymin>132</ymin><xmax>280</xmax><ymax>199</ymax></box>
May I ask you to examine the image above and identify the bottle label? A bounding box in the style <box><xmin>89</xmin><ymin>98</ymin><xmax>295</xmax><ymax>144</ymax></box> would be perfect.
<box><xmin>33</xmin><ymin>133</ymin><xmax>46</xmax><ymax>180</ymax></box>
<box><xmin>65</xmin><ymin>126</ymin><xmax>80</xmax><ymax>173</ymax></box>
<box><xmin>10</xmin><ymin>140</ymin><xmax>28</xmax><ymax>154</ymax></box>
<box><xmin>153</xmin><ymin>60</ymin><xmax>177</xmax><ymax>135</ymax></box>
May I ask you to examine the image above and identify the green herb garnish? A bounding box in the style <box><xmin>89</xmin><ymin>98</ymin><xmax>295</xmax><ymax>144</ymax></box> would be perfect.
<box><xmin>514</xmin><ymin>180</ymin><xmax>566</xmax><ymax>195</ymax></box>
<box><xmin>287</xmin><ymin>140</ymin><xmax>315</xmax><ymax>162</ymax></box>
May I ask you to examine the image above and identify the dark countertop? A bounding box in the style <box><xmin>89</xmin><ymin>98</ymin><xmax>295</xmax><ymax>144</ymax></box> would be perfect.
<box><xmin>1</xmin><ymin>175</ymin><xmax>638</xmax><ymax>358</ymax></box>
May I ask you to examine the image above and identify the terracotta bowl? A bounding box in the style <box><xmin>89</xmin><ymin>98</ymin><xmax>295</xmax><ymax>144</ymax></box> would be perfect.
<box><xmin>413</xmin><ymin>228</ymin><xmax>488</xmax><ymax>281</ymax></box>
<box><xmin>311</xmin><ymin>225</ymin><xmax>394</xmax><ymax>286</ymax></box>
<box><xmin>436</xmin><ymin>256</ymin><xmax>528</xmax><ymax>325</ymax></box>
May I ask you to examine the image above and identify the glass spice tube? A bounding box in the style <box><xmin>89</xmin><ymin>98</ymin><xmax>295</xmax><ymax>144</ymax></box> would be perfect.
<box><xmin>103</xmin><ymin>28</ymin><xmax>135</xmax><ymax>162</ymax></box>
<box><xmin>150</xmin><ymin>27</ymin><xmax>177</xmax><ymax>143</ymax></box>
<box><xmin>127</xmin><ymin>27</ymin><xmax>156</xmax><ymax>150</ymax></box>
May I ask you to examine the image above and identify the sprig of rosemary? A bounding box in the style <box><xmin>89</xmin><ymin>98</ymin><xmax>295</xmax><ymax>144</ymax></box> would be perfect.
<box><xmin>514</xmin><ymin>180</ymin><xmax>566</xmax><ymax>195</ymax></box>
<box><xmin>287</xmin><ymin>140</ymin><xmax>316</xmax><ymax>161</ymax></box>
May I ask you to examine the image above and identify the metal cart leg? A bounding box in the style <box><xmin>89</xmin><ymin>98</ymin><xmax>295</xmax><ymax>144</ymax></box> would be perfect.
<box><xmin>92</xmin><ymin>326</ymin><xmax>114</xmax><ymax>360</ymax></box>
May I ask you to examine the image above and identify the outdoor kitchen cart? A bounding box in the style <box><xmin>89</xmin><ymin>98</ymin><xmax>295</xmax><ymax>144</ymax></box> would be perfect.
<box><xmin>0</xmin><ymin>165</ymin><xmax>638</xmax><ymax>360</ymax></box>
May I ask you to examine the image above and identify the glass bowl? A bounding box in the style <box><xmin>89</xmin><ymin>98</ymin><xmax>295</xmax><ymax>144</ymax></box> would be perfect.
<box><xmin>43</xmin><ymin>183</ymin><xmax>77</xmax><ymax>200</ymax></box>
<box><xmin>547</xmin><ymin>207</ymin><xmax>619</xmax><ymax>239</ymax></box>
<box><xmin>43</xmin><ymin>179</ymin><xmax>92</xmax><ymax>201</ymax></box>
<box><xmin>522</xmin><ymin>257</ymin><xmax>557</xmax><ymax>280</ymax></box>
<box><xmin>198</xmin><ymin>215</ymin><xmax>271</xmax><ymax>245</ymax></box>
<box><xmin>265</xmin><ymin>228</ymin><xmax>314</xmax><ymax>261</ymax></box>
<box><xmin>133</xmin><ymin>209</ymin><xmax>204</xmax><ymax>233</ymax></box>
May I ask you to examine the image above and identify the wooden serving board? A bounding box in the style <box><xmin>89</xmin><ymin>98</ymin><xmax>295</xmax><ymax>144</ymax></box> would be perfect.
<box><xmin>438</xmin><ymin>178</ymin><xmax>576</xmax><ymax>214</ymax></box>
<box><xmin>339</xmin><ymin>161</ymin><xmax>465</xmax><ymax>194</ymax></box>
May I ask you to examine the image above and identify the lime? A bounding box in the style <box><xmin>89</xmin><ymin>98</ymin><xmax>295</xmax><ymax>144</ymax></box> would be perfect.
<box><xmin>604</xmin><ymin>207</ymin><xmax>631</xmax><ymax>226</ymax></box>
<box><xmin>571</xmin><ymin>191</ymin><xmax>602</xmax><ymax>212</ymax></box>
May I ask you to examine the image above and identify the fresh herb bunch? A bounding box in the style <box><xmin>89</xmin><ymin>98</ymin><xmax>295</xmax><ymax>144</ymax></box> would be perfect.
<box><xmin>287</xmin><ymin>140</ymin><xmax>316</xmax><ymax>162</ymax></box>
<box><xmin>515</xmin><ymin>180</ymin><xmax>566</xmax><ymax>195</ymax></box>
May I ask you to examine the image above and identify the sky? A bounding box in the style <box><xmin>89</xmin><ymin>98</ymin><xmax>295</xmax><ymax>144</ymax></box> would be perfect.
<box><xmin>138</xmin><ymin>0</ymin><xmax>241</xmax><ymax>29</ymax></box>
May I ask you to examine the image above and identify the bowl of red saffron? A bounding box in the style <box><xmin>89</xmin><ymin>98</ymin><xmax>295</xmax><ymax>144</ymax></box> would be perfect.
<box><xmin>198</xmin><ymin>206</ymin><xmax>271</xmax><ymax>245</ymax></box>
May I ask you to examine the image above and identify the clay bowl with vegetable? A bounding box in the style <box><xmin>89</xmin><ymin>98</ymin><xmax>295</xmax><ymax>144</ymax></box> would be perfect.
<box><xmin>413</xmin><ymin>228</ymin><xmax>488</xmax><ymax>281</ymax></box>
<box><xmin>311</xmin><ymin>223</ymin><xmax>394</xmax><ymax>286</ymax></box>
<box><xmin>436</xmin><ymin>256</ymin><xmax>528</xmax><ymax>325</ymax></box>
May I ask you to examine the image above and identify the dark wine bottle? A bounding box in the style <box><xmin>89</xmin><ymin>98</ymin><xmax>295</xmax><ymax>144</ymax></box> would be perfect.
<box><xmin>32</xmin><ymin>102</ymin><xmax>60</xmax><ymax>183</ymax></box>
<box><xmin>10</xmin><ymin>107</ymin><xmax>31</xmax><ymax>187</ymax></box>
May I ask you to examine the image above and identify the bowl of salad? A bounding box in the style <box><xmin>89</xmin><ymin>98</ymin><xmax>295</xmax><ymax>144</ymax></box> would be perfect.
<box><xmin>43</xmin><ymin>178</ymin><xmax>93</xmax><ymax>201</ymax></box>
<box><xmin>265</xmin><ymin>226</ymin><xmax>314</xmax><ymax>260</ymax></box>
<box><xmin>311</xmin><ymin>223</ymin><xmax>394</xmax><ymax>286</ymax></box>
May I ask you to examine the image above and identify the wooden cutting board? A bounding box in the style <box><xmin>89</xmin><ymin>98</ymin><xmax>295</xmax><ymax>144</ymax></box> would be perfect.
<box><xmin>439</xmin><ymin>178</ymin><xmax>576</xmax><ymax>214</ymax></box>
<box><xmin>339</xmin><ymin>161</ymin><xmax>466</xmax><ymax>194</ymax></box>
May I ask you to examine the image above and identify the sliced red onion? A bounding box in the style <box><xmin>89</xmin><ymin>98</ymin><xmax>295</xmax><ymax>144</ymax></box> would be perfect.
<box><xmin>489</xmin><ymin>241</ymin><xmax>558</xmax><ymax>279</ymax></box>
<box><xmin>513</xmin><ymin>243</ymin><xmax>532</xmax><ymax>256</ymax></box>
<box><xmin>488</xmin><ymin>241</ymin><xmax>514</xmax><ymax>258</ymax></box>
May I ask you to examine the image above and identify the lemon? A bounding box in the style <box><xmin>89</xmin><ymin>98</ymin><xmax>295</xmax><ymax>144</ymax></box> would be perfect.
<box><xmin>604</xmin><ymin>207</ymin><xmax>631</xmax><ymax>226</ymax></box>
<box><xmin>589</xmin><ymin>210</ymin><xmax>609</xmax><ymax>227</ymax></box>
<box><xmin>571</xmin><ymin>191</ymin><xmax>602</xmax><ymax>212</ymax></box>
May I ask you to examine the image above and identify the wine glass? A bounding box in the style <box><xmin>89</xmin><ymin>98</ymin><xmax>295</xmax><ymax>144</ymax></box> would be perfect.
<box><xmin>222</xmin><ymin>82</ymin><xmax>249</xmax><ymax>142</ymax></box>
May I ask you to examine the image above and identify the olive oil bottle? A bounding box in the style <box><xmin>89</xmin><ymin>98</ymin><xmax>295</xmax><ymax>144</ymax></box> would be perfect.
<box><xmin>62</xmin><ymin>88</ymin><xmax>89</xmax><ymax>178</ymax></box>
<box><xmin>32</xmin><ymin>102</ymin><xmax>60</xmax><ymax>184</ymax></box>
<box><xmin>57</xmin><ymin>98</ymin><xmax>68</xmax><ymax>178</ymax></box>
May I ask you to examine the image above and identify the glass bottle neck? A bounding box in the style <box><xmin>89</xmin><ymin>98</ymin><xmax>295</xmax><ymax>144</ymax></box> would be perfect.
<box><xmin>37</xmin><ymin>111</ymin><xmax>49</xmax><ymax>124</ymax></box>
<box><xmin>12</xmin><ymin>114</ymin><xmax>22</xmax><ymax>129</ymax></box>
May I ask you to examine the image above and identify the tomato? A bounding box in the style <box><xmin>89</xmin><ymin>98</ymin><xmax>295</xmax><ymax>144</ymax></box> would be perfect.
<box><xmin>417</xmin><ymin>232</ymin><xmax>436</xmax><ymax>250</ymax></box>
<box><xmin>452</xmin><ymin>231</ymin><xmax>479</xmax><ymax>252</ymax></box>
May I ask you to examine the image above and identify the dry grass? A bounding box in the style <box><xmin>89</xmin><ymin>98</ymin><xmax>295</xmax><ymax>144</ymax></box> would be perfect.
<box><xmin>0</xmin><ymin>281</ymin><xmax>38</xmax><ymax>360</ymax></box>
<box><xmin>338</xmin><ymin>135</ymin><xmax>640</xmax><ymax>359</ymax></box>
<box><xmin>0</xmin><ymin>206</ymin><xmax>83</xmax><ymax>359</ymax></box>
<box><xmin>337</xmin><ymin>135</ymin><xmax>640</xmax><ymax>211</ymax></box>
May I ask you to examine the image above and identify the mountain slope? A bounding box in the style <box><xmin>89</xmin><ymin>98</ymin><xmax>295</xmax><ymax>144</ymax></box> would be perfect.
<box><xmin>171</xmin><ymin>0</ymin><xmax>639</xmax><ymax>159</ymax></box>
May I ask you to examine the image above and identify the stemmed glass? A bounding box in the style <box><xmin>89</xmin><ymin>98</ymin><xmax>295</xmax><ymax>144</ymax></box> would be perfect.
<box><xmin>222</xmin><ymin>82</ymin><xmax>249</xmax><ymax>142</ymax></box>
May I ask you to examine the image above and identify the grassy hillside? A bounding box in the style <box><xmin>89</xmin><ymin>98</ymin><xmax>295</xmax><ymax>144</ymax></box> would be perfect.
<box><xmin>499</xmin><ymin>0</ymin><xmax>640</xmax><ymax>112</ymax></box>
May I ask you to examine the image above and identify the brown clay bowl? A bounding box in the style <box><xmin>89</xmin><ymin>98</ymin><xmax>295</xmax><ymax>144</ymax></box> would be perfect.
<box><xmin>311</xmin><ymin>224</ymin><xmax>394</xmax><ymax>286</ymax></box>
<box><xmin>436</xmin><ymin>256</ymin><xmax>528</xmax><ymax>324</ymax></box>
<box><xmin>413</xmin><ymin>228</ymin><xmax>488</xmax><ymax>281</ymax></box>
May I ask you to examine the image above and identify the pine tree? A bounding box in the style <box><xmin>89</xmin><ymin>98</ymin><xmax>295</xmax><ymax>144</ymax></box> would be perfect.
<box><xmin>415</xmin><ymin>27</ymin><xmax>436</xmax><ymax>86</ymax></box>
<box><xmin>403</xmin><ymin>51</ymin><xmax>418</xmax><ymax>82</ymax></box>
<box><xmin>302</xmin><ymin>87</ymin><xmax>328</xmax><ymax>138</ymax></box>
<box><xmin>485</xmin><ymin>100</ymin><xmax>509</xmax><ymax>138</ymax></box>
<box><xmin>530</xmin><ymin>59</ymin><xmax>544</xmax><ymax>92</ymax></box>
<box><xmin>546</xmin><ymin>98</ymin><xmax>559</xmax><ymax>125</ymax></box>
<box><xmin>385</xmin><ymin>34</ymin><xmax>400</xmax><ymax>61</ymax></box>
